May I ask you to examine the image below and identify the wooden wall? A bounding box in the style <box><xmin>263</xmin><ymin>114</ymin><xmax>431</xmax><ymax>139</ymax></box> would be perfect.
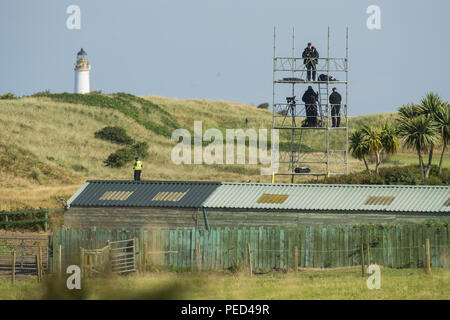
<box><xmin>65</xmin><ymin>207</ymin><xmax>200</xmax><ymax>229</ymax></box>
<box><xmin>65</xmin><ymin>207</ymin><xmax>448</xmax><ymax>230</ymax></box>
<box><xmin>51</xmin><ymin>223</ymin><xmax>450</xmax><ymax>271</ymax></box>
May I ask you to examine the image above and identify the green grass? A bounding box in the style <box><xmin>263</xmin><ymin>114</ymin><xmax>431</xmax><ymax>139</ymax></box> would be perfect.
<box><xmin>348</xmin><ymin>113</ymin><xmax>397</xmax><ymax>133</ymax></box>
<box><xmin>32</xmin><ymin>91</ymin><xmax>180</xmax><ymax>138</ymax></box>
<box><xmin>391</xmin><ymin>154</ymin><xmax>450</xmax><ymax>168</ymax></box>
<box><xmin>1</xmin><ymin>267</ymin><xmax>449</xmax><ymax>300</ymax></box>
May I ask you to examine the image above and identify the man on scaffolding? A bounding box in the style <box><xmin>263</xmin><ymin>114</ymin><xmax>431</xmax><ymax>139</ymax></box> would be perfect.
<box><xmin>302</xmin><ymin>86</ymin><xmax>319</xmax><ymax>127</ymax></box>
<box><xmin>302</xmin><ymin>42</ymin><xmax>319</xmax><ymax>81</ymax></box>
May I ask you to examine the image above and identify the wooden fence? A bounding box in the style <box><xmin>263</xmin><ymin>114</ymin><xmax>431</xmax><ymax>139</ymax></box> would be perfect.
<box><xmin>0</xmin><ymin>209</ymin><xmax>62</xmax><ymax>231</ymax></box>
<box><xmin>50</xmin><ymin>223</ymin><xmax>449</xmax><ymax>272</ymax></box>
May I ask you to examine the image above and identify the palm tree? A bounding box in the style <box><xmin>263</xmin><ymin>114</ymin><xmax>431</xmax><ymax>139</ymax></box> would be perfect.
<box><xmin>381</xmin><ymin>123</ymin><xmax>399</xmax><ymax>156</ymax></box>
<box><xmin>350</xmin><ymin>130</ymin><xmax>369</xmax><ymax>171</ymax></box>
<box><xmin>417</xmin><ymin>92</ymin><xmax>444</xmax><ymax>178</ymax></box>
<box><xmin>361</xmin><ymin>126</ymin><xmax>384</xmax><ymax>174</ymax></box>
<box><xmin>397</xmin><ymin>115</ymin><xmax>439</xmax><ymax>179</ymax></box>
<box><xmin>435</xmin><ymin>103</ymin><xmax>450</xmax><ymax>175</ymax></box>
<box><xmin>398</xmin><ymin>103</ymin><xmax>419</xmax><ymax>122</ymax></box>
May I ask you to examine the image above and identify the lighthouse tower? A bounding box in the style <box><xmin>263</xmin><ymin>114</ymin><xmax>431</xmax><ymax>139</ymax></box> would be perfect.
<box><xmin>74</xmin><ymin>48</ymin><xmax>90</xmax><ymax>94</ymax></box>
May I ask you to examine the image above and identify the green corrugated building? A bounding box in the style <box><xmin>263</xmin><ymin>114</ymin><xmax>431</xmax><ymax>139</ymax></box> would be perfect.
<box><xmin>65</xmin><ymin>180</ymin><xmax>450</xmax><ymax>230</ymax></box>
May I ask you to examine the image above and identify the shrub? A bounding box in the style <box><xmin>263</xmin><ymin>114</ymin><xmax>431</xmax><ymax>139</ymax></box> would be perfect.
<box><xmin>315</xmin><ymin>165</ymin><xmax>449</xmax><ymax>185</ymax></box>
<box><xmin>71</xmin><ymin>164</ymin><xmax>89</xmax><ymax>173</ymax></box>
<box><xmin>104</xmin><ymin>142</ymin><xmax>149</xmax><ymax>168</ymax></box>
<box><xmin>130</xmin><ymin>141</ymin><xmax>149</xmax><ymax>158</ymax></box>
<box><xmin>30</xmin><ymin>168</ymin><xmax>42</xmax><ymax>183</ymax></box>
<box><xmin>94</xmin><ymin>126</ymin><xmax>134</xmax><ymax>145</ymax></box>
<box><xmin>278</xmin><ymin>110</ymin><xmax>288</xmax><ymax>117</ymax></box>
<box><xmin>257</xmin><ymin>102</ymin><xmax>269</xmax><ymax>109</ymax></box>
<box><xmin>0</xmin><ymin>93</ymin><xmax>17</xmax><ymax>100</ymax></box>
<box><xmin>104</xmin><ymin>148</ymin><xmax>134</xmax><ymax>168</ymax></box>
<box><xmin>32</xmin><ymin>90</ymin><xmax>51</xmax><ymax>97</ymax></box>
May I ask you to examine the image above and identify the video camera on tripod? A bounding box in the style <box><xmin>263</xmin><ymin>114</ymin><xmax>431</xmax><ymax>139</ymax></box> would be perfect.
<box><xmin>286</xmin><ymin>96</ymin><xmax>296</xmax><ymax>106</ymax></box>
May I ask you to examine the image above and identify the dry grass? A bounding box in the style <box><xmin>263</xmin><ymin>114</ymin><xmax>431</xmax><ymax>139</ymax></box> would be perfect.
<box><xmin>0</xmin><ymin>95</ymin><xmax>435</xmax><ymax>209</ymax></box>
<box><xmin>0</xmin><ymin>184</ymin><xmax>80</xmax><ymax>211</ymax></box>
<box><xmin>1</xmin><ymin>267</ymin><xmax>449</xmax><ymax>300</ymax></box>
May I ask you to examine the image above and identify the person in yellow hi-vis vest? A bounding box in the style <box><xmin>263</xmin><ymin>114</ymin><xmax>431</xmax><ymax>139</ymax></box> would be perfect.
<box><xmin>133</xmin><ymin>157</ymin><xmax>143</xmax><ymax>181</ymax></box>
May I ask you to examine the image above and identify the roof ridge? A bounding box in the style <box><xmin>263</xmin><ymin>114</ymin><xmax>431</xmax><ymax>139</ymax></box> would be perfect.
<box><xmin>85</xmin><ymin>179</ymin><xmax>449</xmax><ymax>188</ymax></box>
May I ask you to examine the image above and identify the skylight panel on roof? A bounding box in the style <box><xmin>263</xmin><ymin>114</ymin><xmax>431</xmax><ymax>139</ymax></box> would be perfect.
<box><xmin>364</xmin><ymin>196</ymin><xmax>395</xmax><ymax>206</ymax></box>
<box><xmin>152</xmin><ymin>190</ymin><xmax>189</xmax><ymax>202</ymax></box>
<box><xmin>257</xmin><ymin>194</ymin><xmax>289</xmax><ymax>204</ymax></box>
<box><xmin>99</xmin><ymin>191</ymin><xmax>134</xmax><ymax>201</ymax></box>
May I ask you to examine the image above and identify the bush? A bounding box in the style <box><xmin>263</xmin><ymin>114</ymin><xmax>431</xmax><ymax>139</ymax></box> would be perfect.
<box><xmin>104</xmin><ymin>142</ymin><xmax>149</xmax><ymax>168</ymax></box>
<box><xmin>315</xmin><ymin>165</ymin><xmax>449</xmax><ymax>185</ymax></box>
<box><xmin>257</xmin><ymin>102</ymin><xmax>269</xmax><ymax>109</ymax></box>
<box><xmin>0</xmin><ymin>93</ymin><xmax>17</xmax><ymax>100</ymax></box>
<box><xmin>130</xmin><ymin>141</ymin><xmax>149</xmax><ymax>158</ymax></box>
<box><xmin>71</xmin><ymin>164</ymin><xmax>89</xmax><ymax>173</ymax></box>
<box><xmin>94</xmin><ymin>126</ymin><xmax>134</xmax><ymax>145</ymax></box>
<box><xmin>104</xmin><ymin>148</ymin><xmax>134</xmax><ymax>168</ymax></box>
<box><xmin>278</xmin><ymin>110</ymin><xmax>288</xmax><ymax>117</ymax></box>
<box><xmin>32</xmin><ymin>90</ymin><xmax>51</xmax><ymax>97</ymax></box>
<box><xmin>30</xmin><ymin>168</ymin><xmax>42</xmax><ymax>183</ymax></box>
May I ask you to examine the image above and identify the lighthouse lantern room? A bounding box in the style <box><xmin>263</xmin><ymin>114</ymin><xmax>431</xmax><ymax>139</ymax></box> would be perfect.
<box><xmin>74</xmin><ymin>48</ymin><xmax>90</xmax><ymax>94</ymax></box>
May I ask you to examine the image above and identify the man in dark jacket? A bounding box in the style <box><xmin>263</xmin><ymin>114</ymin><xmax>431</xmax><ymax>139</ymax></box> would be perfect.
<box><xmin>329</xmin><ymin>87</ymin><xmax>342</xmax><ymax>127</ymax></box>
<box><xmin>302</xmin><ymin>43</ymin><xmax>319</xmax><ymax>81</ymax></box>
<box><xmin>302</xmin><ymin>86</ymin><xmax>318</xmax><ymax>127</ymax></box>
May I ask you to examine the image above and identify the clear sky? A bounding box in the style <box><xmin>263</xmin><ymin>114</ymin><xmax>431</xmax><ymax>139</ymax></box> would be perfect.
<box><xmin>1</xmin><ymin>0</ymin><xmax>449</xmax><ymax>115</ymax></box>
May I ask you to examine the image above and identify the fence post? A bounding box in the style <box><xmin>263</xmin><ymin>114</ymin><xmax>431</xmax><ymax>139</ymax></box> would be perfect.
<box><xmin>11</xmin><ymin>252</ymin><xmax>16</xmax><ymax>284</ymax></box>
<box><xmin>80</xmin><ymin>248</ymin><xmax>84</xmax><ymax>278</ymax></box>
<box><xmin>247</xmin><ymin>243</ymin><xmax>252</xmax><ymax>277</ymax></box>
<box><xmin>361</xmin><ymin>242</ymin><xmax>365</xmax><ymax>277</ymax></box>
<box><xmin>39</xmin><ymin>247</ymin><xmax>43</xmax><ymax>280</ymax></box>
<box><xmin>143</xmin><ymin>243</ymin><xmax>147</xmax><ymax>272</ymax></box>
<box><xmin>366</xmin><ymin>242</ymin><xmax>370</xmax><ymax>266</ymax></box>
<box><xmin>422</xmin><ymin>244</ymin><xmax>426</xmax><ymax>272</ymax></box>
<box><xmin>197</xmin><ymin>242</ymin><xmax>201</xmax><ymax>272</ymax></box>
<box><xmin>44</xmin><ymin>212</ymin><xmax>48</xmax><ymax>232</ymax></box>
<box><xmin>58</xmin><ymin>244</ymin><xmax>62</xmax><ymax>279</ymax></box>
<box><xmin>36</xmin><ymin>254</ymin><xmax>41</xmax><ymax>282</ymax></box>
<box><xmin>294</xmin><ymin>246</ymin><xmax>298</xmax><ymax>273</ymax></box>
<box><xmin>425</xmin><ymin>239</ymin><xmax>431</xmax><ymax>274</ymax></box>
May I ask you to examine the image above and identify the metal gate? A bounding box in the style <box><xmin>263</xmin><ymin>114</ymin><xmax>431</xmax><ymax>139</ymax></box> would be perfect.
<box><xmin>109</xmin><ymin>238</ymin><xmax>136</xmax><ymax>274</ymax></box>
<box><xmin>0</xmin><ymin>236</ymin><xmax>48</xmax><ymax>281</ymax></box>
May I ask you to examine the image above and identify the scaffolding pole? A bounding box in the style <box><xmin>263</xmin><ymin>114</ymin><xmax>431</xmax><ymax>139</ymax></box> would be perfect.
<box><xmin>271</xmin><ymin>26</ymin><xmax>349</xmax><ymax>181</ymax></box>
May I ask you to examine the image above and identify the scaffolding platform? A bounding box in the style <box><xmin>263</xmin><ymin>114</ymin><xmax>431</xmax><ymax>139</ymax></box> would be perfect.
<box><xmin>271</xmin><ymin>27</ymin><xmax>349</xmax><ymax>182</ymax></box>
<box><xmin>275</xmin><ymin>80</ymin><xmax>347</xmax><ymax>84</ymax></box>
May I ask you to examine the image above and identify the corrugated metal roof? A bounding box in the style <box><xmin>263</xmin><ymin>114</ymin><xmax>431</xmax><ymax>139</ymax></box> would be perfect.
<box><xmin>68</xmin><ymin>180</ymin><xmax>221</xmax><ymax>208</ymax></box>
<box><xmin>68</xmin><ymin>180</ymin><xmax>450</xmax><ymax>214</ymax></box>
<box><xmin>203</xmin><ymin>183</ymin><xmax>450</xmax><ymax>213</ymax></box>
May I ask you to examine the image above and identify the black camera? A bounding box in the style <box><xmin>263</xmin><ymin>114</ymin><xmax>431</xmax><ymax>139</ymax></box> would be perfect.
<box><xmin>286</xmin><ymin>96</ymin><xmax>296</xmax><ymax>105</ymax></box>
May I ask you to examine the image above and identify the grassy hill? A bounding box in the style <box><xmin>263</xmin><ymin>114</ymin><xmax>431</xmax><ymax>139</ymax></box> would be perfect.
<box><xmin>0</xmin><ymin>92</ymin><xmax>446</xmax><ymax>210</ymax></box>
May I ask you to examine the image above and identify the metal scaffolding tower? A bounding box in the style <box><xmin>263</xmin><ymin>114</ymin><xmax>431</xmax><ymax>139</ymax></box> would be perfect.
<box><xmin>272</xmin><ymin>26</ymin><xmax>349</xmax><ymax>182</ymax></box>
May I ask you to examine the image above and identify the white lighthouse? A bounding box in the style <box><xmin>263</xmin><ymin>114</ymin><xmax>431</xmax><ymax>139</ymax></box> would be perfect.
<box><xmin>74</xmin><ymin>48</ymin><xmax>90</xmax><ymax>94</ymax></box>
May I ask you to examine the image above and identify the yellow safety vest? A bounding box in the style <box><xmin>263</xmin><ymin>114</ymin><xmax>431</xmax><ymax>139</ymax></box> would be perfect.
<box><xmin>134</xmin><ymin>161</ymin><xmax>142</xmax><ymax>170</ymax></box>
